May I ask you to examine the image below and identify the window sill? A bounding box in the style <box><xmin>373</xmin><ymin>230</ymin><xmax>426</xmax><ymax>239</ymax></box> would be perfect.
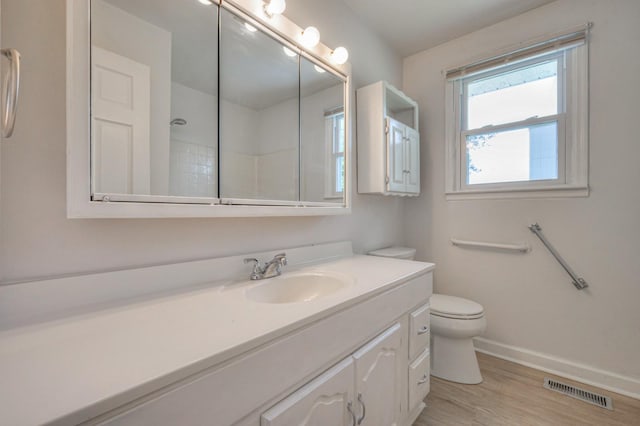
<box><xmin>445</xmin><ymin>185</ymin><xmax>589</xmax><ymax>201</ymax></box>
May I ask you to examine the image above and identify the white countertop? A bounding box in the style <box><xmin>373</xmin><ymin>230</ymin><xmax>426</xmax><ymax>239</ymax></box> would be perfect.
<box><xmin>0</xmin><ymin>254</ymin><xmax>434</xmax><ymax>426</ymax></box>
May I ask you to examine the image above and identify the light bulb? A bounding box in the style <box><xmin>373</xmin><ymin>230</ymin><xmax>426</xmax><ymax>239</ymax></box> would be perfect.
<box><xmin>264</xmin><ymin>0</ymin><xmax>286</xmax><ymax>17</ymax></box>
<box><xmin>330</xmin><ymin>46</ymin><xmax>349</xmax><ymax>65</ymax></box>
<box><xmin>300</xmin><ymin>26</ymin><xmax>320</xmax><ymax>48</ymax></box>
<box><xmin>197</xmin><ymin>0</ymin><xmax>213</xmax><ymax>5</ymax></box>
<box><xmin>244</xmin><ymin>23</ymin><xmax>257</xmax><ymax>32</ymax></box>
<box><xmin>283</xmin><ymin>46</ymin><xmax>297</xmax><ymax>57</ymax></box>
<box><xmin>314</xmin><ymin>65</ymin><xmax>326</xmax><ymax>73</ymax></box>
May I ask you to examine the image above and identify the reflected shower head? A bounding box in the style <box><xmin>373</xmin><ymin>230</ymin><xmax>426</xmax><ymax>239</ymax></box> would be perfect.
<box><xmin>170</xmin><ymin>118</ymin><xmax>187</xmax><ymax>126</ymax></box>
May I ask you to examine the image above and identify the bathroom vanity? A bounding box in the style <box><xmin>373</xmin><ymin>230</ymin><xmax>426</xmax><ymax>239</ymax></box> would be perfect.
<box><xmin>0</xmin><ymin>242</ymin><xmax>433</xmax><ymax>425</ymax></box>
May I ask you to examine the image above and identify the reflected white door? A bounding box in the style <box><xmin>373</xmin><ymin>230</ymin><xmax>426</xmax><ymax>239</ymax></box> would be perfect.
<box><xmin>91</xmin><ymin>46</ymin><xmax>150</xmax><ymax>194</ymax></box>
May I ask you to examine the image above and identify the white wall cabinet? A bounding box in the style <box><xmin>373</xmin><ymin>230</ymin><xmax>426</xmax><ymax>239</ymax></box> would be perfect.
<box><xmin>357</xmin><ymin>81</ymin><xmax>420</xmax><ymax>196</ymax></box>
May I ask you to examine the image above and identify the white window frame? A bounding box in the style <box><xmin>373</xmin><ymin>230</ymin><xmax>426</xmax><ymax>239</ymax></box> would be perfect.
<box><xmin>324</xmin><ymin>111</ymin><xmax>345</xmax><ymax>199</ymax></box>
<box><xmin>445</xmin><ymin>30</ymin><xmax>589</xmax><ymax>200</ymax></box>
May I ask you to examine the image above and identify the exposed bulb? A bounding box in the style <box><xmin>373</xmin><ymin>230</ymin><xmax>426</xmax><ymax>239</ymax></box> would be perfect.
<box><xmin>300</xmin><ymin>26</ymin><xmax>320</xmax><ymax>48</ymax></box>
<box><xmin>330</xmin><ymin>46</ymin><xmax>349</xmax><ymax>65</ymax></box>
<box><xmin>264</xmin><ymin>0</ymin><xmax>286</xmax><ymax>17</ymax></box>
<box><xmin>314</xmin><ymin>65</ymin><xmax>326</xmax><ymax>73</ymax></box>
<box><xmin>244</xmin><ymin>23</ymin><xmax>257</xmax><ymax>32</ymax></box>
<box><xmin>283</xmin><ymin>46</ymin><xmax>297</xmax><ymax>57</ymax></box>
<box><xmin>197</xmin><ymin>0</ymin><xmax>213</xmax><ymax>5</ymax></box>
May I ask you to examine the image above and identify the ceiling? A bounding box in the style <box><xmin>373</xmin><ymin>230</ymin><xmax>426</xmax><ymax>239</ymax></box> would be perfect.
<box><xmin>341</xmin><ymin>0</ymin><xmax>556</xmax><ymax>56</ymax></box>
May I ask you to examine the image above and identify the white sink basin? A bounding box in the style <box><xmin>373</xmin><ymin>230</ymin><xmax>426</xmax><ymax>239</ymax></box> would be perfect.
<box><xmin>246</xmin><ymin>271</ymin><xmax>353</xmax><ymax>304</ymax></box>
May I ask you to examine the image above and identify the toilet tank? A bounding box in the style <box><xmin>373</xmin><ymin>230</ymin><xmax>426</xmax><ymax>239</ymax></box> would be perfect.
<box><xmin>368</xmin><ymin>246</ymin><xmax>416</xmax><ymax>260</ymax></box>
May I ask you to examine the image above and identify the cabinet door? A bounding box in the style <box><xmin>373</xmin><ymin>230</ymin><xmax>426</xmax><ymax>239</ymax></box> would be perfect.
<box><xmin>261</xmin><ymin>358</ymin><xmax>355</xmax><ymax>426</ymax></box>
<box><xmin>353</xmin><ymin>323</ymin><xmax>404</xmax><ymax>426</ymax></box>
<box><xmin>404</xmin><ymin>126</ymin><xmax>420</xmax><ymax>194</ymax></box>
<box><xmin>386</xmin><ymin>118</ymin><xmax>406</xmax><ymax>193</ymax></box>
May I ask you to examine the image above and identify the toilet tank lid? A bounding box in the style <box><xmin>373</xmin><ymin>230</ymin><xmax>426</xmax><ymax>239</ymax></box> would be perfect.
<box><xmin>431</xmin><ymin>294</ymin><xmax>484</xmax><ymax>317</ymax></box>
<box><xmin>367</xmin><ymin>246</ymin><xmax>416</xmax><ymax>259</ymax></box>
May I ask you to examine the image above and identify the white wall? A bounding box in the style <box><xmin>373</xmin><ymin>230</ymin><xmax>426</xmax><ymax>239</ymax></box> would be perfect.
<box><xmin>92</xmin><ymin>0</ymin><xmax>172</xmax><ymax>195</ymax></box>
<box><xmin>403</xmin><ymin>0</ymin><xmax>640</xmax><ymax>394</ymax></box>
<box><xmin>0</xmin><ymin>0</ymin><xmax>403</xmax><ymax>282</ymax></box>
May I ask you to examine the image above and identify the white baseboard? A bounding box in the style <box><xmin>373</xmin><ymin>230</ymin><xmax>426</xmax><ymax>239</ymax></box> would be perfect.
<box><xmin>474</xmin><ymin>337</ymin><xmax>640</xmax><ymax>400</ymax></box>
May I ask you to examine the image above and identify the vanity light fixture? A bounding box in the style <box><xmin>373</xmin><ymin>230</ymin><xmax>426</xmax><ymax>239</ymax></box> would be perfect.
<box><xmin>330</xmin><ymin>46</ymin><xmax>349</xmax><ymax>65</ymax></box>
<box><xmin>244</xmin><ymin>23</ymin><xmax>257</xmax><ymax>32</ymax></box>
<box><xmin>282</xmin><ymin>46</ymin><xmax>297</xmax><ymax>57</ymax></box>
<box><xmin>264</xmin><ymin>0</ymin><xmax>286</xmax><ymax>18</ymax></box>
<box><xmin>300</xmin><ymin>26</ymin><xmax>320</xmax><ymax>48</ymax></box>
<box><xmin>314</xmin><ymin>65</ymin><xmax>326</xmax><ymax>73</ymax></box>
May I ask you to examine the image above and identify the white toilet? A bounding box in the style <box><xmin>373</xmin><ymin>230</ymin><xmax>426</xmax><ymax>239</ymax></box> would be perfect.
<box><xmin>368</xmin><ymin>246</ymin><xmax>487</xmax><ymax>384</ymax></box>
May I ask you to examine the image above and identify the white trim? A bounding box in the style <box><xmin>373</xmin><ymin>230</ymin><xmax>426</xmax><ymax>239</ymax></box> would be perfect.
<box><xmin>474</xmin><ymin>337</ymin><xmax>640</xmax><ymax>400</ymax></box>
<box><xmin>444</xmin><ymin>37</ymin><xmax>589</xmax><ymax>199</ymax></box>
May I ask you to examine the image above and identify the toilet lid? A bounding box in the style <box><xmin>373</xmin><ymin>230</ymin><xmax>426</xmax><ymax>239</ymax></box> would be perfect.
<box><xmin>431</xmin><ymin>294</ymin><xmax>484</xmax><ymax>319</ymax></box>
<box><xmin>368</xmin><ymin>247</ymin><xmax>416</xmax><ymax>259</ymax></box>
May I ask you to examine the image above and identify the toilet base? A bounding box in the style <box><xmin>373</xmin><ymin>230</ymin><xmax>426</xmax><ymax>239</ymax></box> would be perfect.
<box><xmin>431</xmin><ymin>334</ymin><xmax>482</xmax><ymax>384</ymax></box>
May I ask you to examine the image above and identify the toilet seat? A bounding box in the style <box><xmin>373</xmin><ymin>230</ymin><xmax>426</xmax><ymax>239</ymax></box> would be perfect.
<box><xmin>431</xmin><ymin>294</ymin><xmax>484</xmax><ymax>320</ymax></box>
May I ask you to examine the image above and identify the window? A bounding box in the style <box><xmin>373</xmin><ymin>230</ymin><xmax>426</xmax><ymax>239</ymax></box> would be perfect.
<box><xmin>325</xmin><ymin>110</ymin><xmax>345</xmax><ymax>198</ymax></box>
<box><xmin>445</xmin><ymin>27</ymin><xmax>589</xmax><ymax>199</ymax></box>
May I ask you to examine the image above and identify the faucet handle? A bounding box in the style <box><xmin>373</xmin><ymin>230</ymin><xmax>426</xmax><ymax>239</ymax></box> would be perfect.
<box><xmin>244</xmin><ymin>258</ymin><xmax>262</xmax><ymax>280</ymax></box>
<box><xmin>273</xmin><ymin>253</ymin><xmax>287</xmax><ymax>265</ymax></box>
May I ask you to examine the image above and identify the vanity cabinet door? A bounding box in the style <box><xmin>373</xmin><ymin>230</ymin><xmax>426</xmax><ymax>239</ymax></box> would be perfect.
<box><xmin>353</xmin><ymin>323</ymin><xmax>404</xmax><ymax>426</ymax></box>
<box><xmin>261</xmin><ymin>358</ymin><xmax>355</xmax><ymax>426</ymax></box>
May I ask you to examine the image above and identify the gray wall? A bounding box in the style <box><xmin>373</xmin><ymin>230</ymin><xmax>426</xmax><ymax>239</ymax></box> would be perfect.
<box><xmin>0</xmin><ymin>0</ymin><xmax>403</xmax><ymax>282</ymax></box>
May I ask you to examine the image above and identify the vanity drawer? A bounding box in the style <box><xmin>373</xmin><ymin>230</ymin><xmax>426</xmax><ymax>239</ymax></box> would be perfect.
<box><xmin>408</xmin><ymin>349</ymin><xmax>430</xmax><ymax>410</ymax></box>
<box><xmin>409</xmin><ymin>302</ymin><xmax>430</xmax><ymax>360</ymax></box>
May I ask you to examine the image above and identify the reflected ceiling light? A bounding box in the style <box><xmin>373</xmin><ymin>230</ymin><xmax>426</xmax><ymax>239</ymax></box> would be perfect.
<box><xmin>330</xmin><ymin>46</ymin><xmax>349</xmax><ymax>65</ymax></box>
<box><xmin>264</xmin><ymin>0</ymin><xmax>286</xmax><ymax>17</ymax></box>
<box><xmin>283</xmin><ymin>46</ymin><xmax>297</xmax><ymax>57</ymax></box>
<box><xmin>314</xmin><ymin>65</ymin><xmax>326</xmax><ymax>73</ymax></box>
<box><xmin>244</xmin><ymin>23</ymin><xmax>257</xmax><ymax>32</ymax></box>
<box><xmin>197</xmin><ymin>0</ymin><xmax>213</xmax><ymax>5</ymax></box>
<box><xmin>300</xmin><ymin>26</ymin><xmax>320</xmax><ymax>48</ymax></box>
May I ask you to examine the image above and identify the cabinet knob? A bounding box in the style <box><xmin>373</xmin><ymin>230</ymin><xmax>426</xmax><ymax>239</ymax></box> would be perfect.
<box><xmin>357</xmin><ymin>393</ymin><xmax>366</xmax><ymax>425</ymax></box>
<box><xmin>418</xmin><ymin>326</ymin><xmax>429</xmax><ymax>335</ymax></box>
<box><xmin>418</xmin><ymin>374</ymin><xmax>429</xmax><ymax>385</ymax></box>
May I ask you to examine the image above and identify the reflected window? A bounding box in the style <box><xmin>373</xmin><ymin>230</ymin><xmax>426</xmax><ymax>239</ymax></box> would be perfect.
<box><xmin>325</xmin><ymin>109</ymin><xmax>345</xmax><ymax>198</ymax></box>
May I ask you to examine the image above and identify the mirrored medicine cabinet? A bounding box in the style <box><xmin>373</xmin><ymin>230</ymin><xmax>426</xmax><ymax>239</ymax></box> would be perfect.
<box><xmin>67</xmin><ymin>0</ymin><xmax>351</xmax><ymax>218</ymax></box>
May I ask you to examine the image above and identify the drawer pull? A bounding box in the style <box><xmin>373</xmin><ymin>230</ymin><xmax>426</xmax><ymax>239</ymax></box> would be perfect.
<box><xmin>417</xmin><ymin>326</ymin><xmax>429</xmax><ymax>335</ymax></box>
<box><xmin>347</xmin><ymin>401</ymin><xmax>357</xmax><ymax>426</ymax></box>
<box><xmin>357</xmin><ymin>393</ymin><xmax>366</xmax><ymax>425</ymax></box>
<box><xmin>418</xmin><ymin>374</ymin><xmax>429</xmax><ymax>385</ymax></box>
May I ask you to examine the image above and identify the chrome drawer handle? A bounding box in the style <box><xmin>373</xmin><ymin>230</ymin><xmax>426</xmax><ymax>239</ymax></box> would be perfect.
<box><xmin>357</xmin><ymin>393</ymin><xmax>366</xmax><ymax>425</ymax></box>
<box><xmin>417</xmin><ymin>326</ymin><xmax>429</xmax><ymax>335</ymax></box>
<box><xmin>418</xmin><ymin>374</ymin><xmax>429</xmax><ymax>385</ymax></box>
<box><xmin>347</xmin><ymin>401</ymin><xmax>357</xmax><ymax>426</ymax></box>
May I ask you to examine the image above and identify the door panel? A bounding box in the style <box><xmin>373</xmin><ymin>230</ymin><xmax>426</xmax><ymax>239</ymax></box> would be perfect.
<box><xmin>386</xmin><ymin>118</ymin><xmax>405</xmax><ymax>192</ymax></box>
<box><xmin>353</xmin><ymin>323</ymin><xmax>403</xmax><ymax>426</ymax></box>
<box><xmin>405</xmin><ymin>127</ymin><xmax>420</xmax><ymax>194</ymax></box>
<box><xmin>261</xmin><ymin>358</ymin><xmax>355</xmax><ymax>426</ymax></box>
<box><xmin>92</xmin><ymin>46</ymin><xmax>150</xmax><ymax>194</ymax></box>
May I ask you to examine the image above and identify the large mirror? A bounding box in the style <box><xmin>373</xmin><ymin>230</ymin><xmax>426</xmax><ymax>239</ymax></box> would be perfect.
<box><xmin>88</xmin><ymin>0</ymin><xmax>347</xmax><ymax>209</ymax></box>
<box><xmin>91</xmin><ymin>0</ymin><xmax>219</xmax><ymax>200</ymax></box>
<box><xmin>219</xmin><ymin>8</ymin><xmax>299</xmax><ymax>202</ymax></box>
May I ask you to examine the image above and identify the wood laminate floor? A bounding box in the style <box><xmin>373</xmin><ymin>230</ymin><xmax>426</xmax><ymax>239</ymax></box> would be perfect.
<box><xmin>414</xmin><ymin>352</ymin><xmax>640</xmax><ymax>425</ymax></box>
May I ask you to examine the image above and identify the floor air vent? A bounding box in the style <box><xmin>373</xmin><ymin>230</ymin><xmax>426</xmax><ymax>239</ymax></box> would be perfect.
<box><xmin>543</xmin><ymin>378</ymin><xmax>613</xmax><ymax>410</ymax></box>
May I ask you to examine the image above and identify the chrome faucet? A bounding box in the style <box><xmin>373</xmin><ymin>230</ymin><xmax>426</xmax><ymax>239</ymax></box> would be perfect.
<box><xmin>244</xmin><ymin>253</ymin><xmax>287</xmax><ymax>280</ymax></box>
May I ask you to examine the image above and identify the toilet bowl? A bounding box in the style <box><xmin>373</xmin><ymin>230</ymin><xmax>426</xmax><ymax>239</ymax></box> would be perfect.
<box><xmin>367</xmin><ymin>247</ymin><xmax>486</xmax><ymax>385</ymax></box>
<box><xmin>430</xmin><ymin>294</ymin><xmax>486</xmax><ymax>384</ymax></box>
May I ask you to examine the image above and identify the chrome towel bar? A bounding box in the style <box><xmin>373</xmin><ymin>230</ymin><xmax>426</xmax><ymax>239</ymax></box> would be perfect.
<box><xmin>450</xmin><ymin>238</ymin><xmax>529</xmax><ymax>253</ymax></box>
<box><xmin>529</xmin><ymin>223</ymin><xmax>588</xmax><ymax>290</ymax></box>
